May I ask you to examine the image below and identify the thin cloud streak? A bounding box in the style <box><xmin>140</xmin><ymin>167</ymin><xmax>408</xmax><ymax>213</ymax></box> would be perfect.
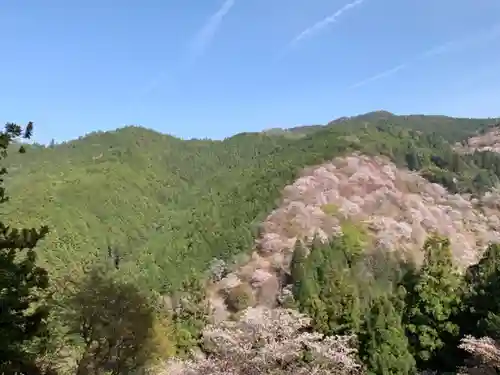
<box><xmin>349</xmin><ymin>23</ymin><xmax>500</xmax><ymax>89</ymax></box>
<box><xmin>188</xmin><ymin>0</ymin><xmax>235</xmax><ymax>63</ymax></box>
<box><xmin>349</xmin><ymin>64</ymin><xmax>407</xmax><ymax>89</ymax></box>
<box><xmin>136</xmin><ymin>0</ymin><xmax>235</xmax><ymax>99</ymax></box>
<box><xmin>272</xmin><ymin>0</ymin><xmax>365</xmax><ymax>63</ymax></box>
<box><xmin>290</xmin><ymin>0</ymin><xmax>365</xmax><ymax>46</ymax></box>
<box><xmin>421</xmin><ymin>23</ymin><xmax>500</xmax><ymax>59</ymax></box>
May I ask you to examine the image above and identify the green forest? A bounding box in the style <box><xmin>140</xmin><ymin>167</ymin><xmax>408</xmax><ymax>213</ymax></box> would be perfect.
<box><xmin>3</xmin><ymin>112</ymin><xmax>500</xmax><ymax>374</ymax></box>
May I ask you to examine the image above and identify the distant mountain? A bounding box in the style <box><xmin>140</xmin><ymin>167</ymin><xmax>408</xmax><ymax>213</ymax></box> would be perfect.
<box><xmin>262</xmin><ymin>124</ymin><xmax>324</xmax><ymax>138</ymax></box>
<box><xmin>263</xmin><ymin>111</ymin><xmax>497</xmax><ymax>143</ymax></box>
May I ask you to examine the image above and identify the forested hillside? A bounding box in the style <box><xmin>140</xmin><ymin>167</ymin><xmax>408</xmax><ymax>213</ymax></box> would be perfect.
<box><xmin>4</xmin><ymin>113</ymin><xmax>500</xmax><ymax>374</ymax></box>
<box><xmin>1</xmin><ymin>113</ymin><xmax>498</xmax><ymax>294</ymax></box>
<box><xmin>280</xmin><ymin>111</ymin><xmax>496</xmax><ymax>141</ymax></box>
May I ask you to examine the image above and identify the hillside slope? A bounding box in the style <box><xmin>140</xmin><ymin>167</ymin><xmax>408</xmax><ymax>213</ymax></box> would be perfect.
<box><xmin>209</xmin><ymin>152</ymin><xmax>500</xmax><ymax>317</ymax></box>
<box><xmin>2</xmin><ymin>126</ymin><xmax>290</xmax><ymax>291</ymax></box>
<box><xmin>3</xmin><ymin>114</ymin><xmax>500</xmax><ymax>293</ymax></box>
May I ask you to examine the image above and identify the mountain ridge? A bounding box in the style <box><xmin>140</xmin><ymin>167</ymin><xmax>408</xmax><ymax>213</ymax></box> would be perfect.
<box><xmin>4</xmin><ymin>112</ymin><xmax>500</xmax><ymax>294</ymax></box>
<box><xmin>25</xmin><ymin>111</ymin><xmax>500</xmax><ymax>147</ymax></box>
<box><xmin>5</xmin><ymin>112</ymin><xmax>500</xmax><ymax>373</ymax></box>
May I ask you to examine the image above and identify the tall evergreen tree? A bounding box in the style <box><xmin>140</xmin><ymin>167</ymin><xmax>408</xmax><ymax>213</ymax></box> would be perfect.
<box><xmin>319</xmin><ymin>234</ymin><xmax>363</xmax><ymax>334</ymax></box>
<box><xmin>319</xmin><ymin>264</ymin><xmax>361</xmax><ymax>335</ymax></box>
<box><xmin>403</xmin><ymin>235</ymin><xmax>461</xmax><ymax>366</ymax></box>
<box><xmin>291</xmin><ymin>236</ymin><xmax>362</xmax><ymax>335</ymax></box>
<box><xmin>360</xmin><ymin>294</ymin><xmax>416</xmax><ymax>375</ymax></box>
<box><xmin>405</xmin><ymin>149</ymin><xmax>422</xmax><ymax>171</ymax></box>
<box><xmin>0</xmin><ymin>122</ymin><xmax>51</xmax><ymax>373</ymax></box>
<box><xmin>290</xmin><ymin>240</ymin><xmax>310</xmax><ymax>304</ymax></box>
<box><xmin>462</xmin><ymin>243</ymin><xmax>500</xmax><ymax>339</ymax></box>
<box><xmin>290</xmin><ymin>240</ymin><xmax>328</xmax><ymax>330</ymax></box>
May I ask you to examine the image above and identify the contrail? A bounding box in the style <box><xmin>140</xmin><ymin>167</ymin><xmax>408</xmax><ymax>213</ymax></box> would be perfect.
<box><xmin>422</xmin><ymin>23</ymin><xmax>500</xmax><ymax>59</ymax></box>
<box><xmin>349</xmin><ymin>64</ymin><xmax>407</xmax><ymax>89</ymax></box>
<box><xmin>290</xmin><ymin>0</ymin><xmax>365</xmax><ymax>46</ymax></box>
<box><xmin>349</xmin><ymin>22</ymin><xmax>500</xmax><ymax>89</ymax></box>
<box><xmin>136</xmin><ymin>0</ymin><xmax>235</xmax><ymax>98</ymax></box>
<box><xmin>272</xmin><ymin>0</ymin><xmax>365</xmax><ymax>62</ymax></box>
<box><xmin>188</xmin><ymin>0</ymin><xmax>235</xmax><ymax>62</ymax></box>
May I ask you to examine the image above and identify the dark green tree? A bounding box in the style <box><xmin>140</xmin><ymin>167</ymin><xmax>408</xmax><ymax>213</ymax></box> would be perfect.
<box><xmin>319</xmin><ymin>265</ymin><xmax>361</xmax><ymax>334</ymax></box>
<box><xmin>290</xmin><ymin>240</ymin><xmax>314</xmax><ymax>306</ymax></box>
<box><xmin>64</xmin><ymin>266</ymin><xmax>156</xmax><ymax>375</ymax></box>
<box><xmin>291</xmin><ymin>236</ymin><xmax>362</xmax><ymax>335</ymax></box>
<box><xmin>317</xmin><ymin>235</ymin><xmax>363</xmax><ymax>334</ymax></box>
<box><xmin>403</xmin><ymin>235</ymin><xmax>461</xmax><ymax>366</ymax></box>
<box><xmin>405</xmin><ymin>149</ymin><xmax>422</xmax><ymax>171</ymax></box>
<box><xmin>462</xmin><ymin>243</ymin><xmax>500</xmax><ymax>339</ymax></box>
<box><xmin>0</xmin><ymin>122</ymin><xmax>51</xmax><ymax>374</ymax></box>
<box><xmin>360</xmin><ymin>294</ymin><xmax>416</xmax><ymax>375</ymax></box>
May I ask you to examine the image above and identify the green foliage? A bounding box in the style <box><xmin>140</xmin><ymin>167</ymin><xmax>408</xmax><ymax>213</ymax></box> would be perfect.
<box><xmin>0</xmin><ymin>122</ymin><xmax>51</xmax><ymax>374</ymax></box>
<box><xmin>323</xmin><ymin>112</ymin><xmax>492</xmax><ymax>143</ymax></box>
<box><xmin>290</xmin><ymin>240</ymin><xmax>313</xmax><ymax>306</ymax></box>
<box><xmin>290</xmin><ymin>227</ymin><xmax>419</xmax><ymax>373</ymax></box>
<box><xmin>402</xmin><ymin>235</ymin><xmax>461</xmax><ymax>365</ymax></box>
<box><xmin>322</xmin><ymin>204</ymin><xmax>369</xmax><ymax>265</ymax></box>
<box><xmin>321</xmin><ymin>203</ymin><xmax>340</xmax><ymax>216</ymax></box>
<box><xmin>292</xmin><ymin>231</ymin><xmax>474</xmax><ymax>374</ymax></box>
<box><xmin>405</xmin><ymin>148</ymin><xmax>423</xmax><ymax>171</ymax></box>
<box><xmin>462</xmin><ymin>243</ymin><xmax>500</xmax><ymax>339</ymax></box>
<box><xmin>149</xmin><ymin>315</ymin><xmax>177</xmax><ymax>363</ymax></box>
<box><xmin>339</xmin><ymin>219</ymin><xmax>369</xmax><ymax>267</ymax></box>
<box><xmin>359</xmin><ymin>294</ymin><xmax>416</xmax><ymax>375</ymax></box>
<box><xmin>2</xmin><ymin>113</ymin><xmax>498</xmax><ymax>373</ymax></box>
<box><xmin>291</xmin><ymin>234</ymin><xmax>364</xmax><ymax>335</ymax></box>
<box><xmin>2</xmin><ymin>114</ymin><xmax>499</xmax><ymax>367</ymax></box>
<box><xmin>169</xmin><ymin>272</ymin><xmax>210</xmax><ymax>356</ymax></box>
<box><xmin>225</xmin><ymin>283</ymin><xmax>254</xmax><ymax>313</ymax></box>
<box><xmin>63</xmin><ymin>266</ymin><xmax>156</xmax><ymax>375</ymax></box>
<box><xmin>2</xmin><ymin>115</ymin><xmax>499</xmax><ymax>297</ymax></box>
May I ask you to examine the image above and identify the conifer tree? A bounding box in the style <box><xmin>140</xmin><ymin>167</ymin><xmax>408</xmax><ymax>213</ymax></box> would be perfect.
<box><xmin>360</xmin><ymin>294</ymin><xmax>416</xmax><ymax>375</ymax></box>
<box><xmin>291</xmin><ymin>237</ymin><xmax>362</xmax><ymax>335</ymax></box>
<box><xmin>313</xmin><ymin>234</ymin><xmax>362</xmax><ymax>334</ymax></box>
<box><xmin>462</xmin><ymin>243</ymin><xmax>500</xmax><ymax>339</ymax></box>
<box><xmin>0</xmin><ymin>122</ymin><xmax>51</xmax><ymax>373</ymax></box>
<box><xmin>290</xmin><ymin>240</ymin><xmax>313</xmax><ymax>305</ymax></box>
<box><xmin>403</xmin><ymin>235</ymin><xmax>461</xmax><ymax>365</ymax></box>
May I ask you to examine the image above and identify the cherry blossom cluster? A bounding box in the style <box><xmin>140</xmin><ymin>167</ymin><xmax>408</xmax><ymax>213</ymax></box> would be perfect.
<box><xmin>162</xmin><ymin>306</ymin><xmax>361</xmax><ymax>375</ymax></box>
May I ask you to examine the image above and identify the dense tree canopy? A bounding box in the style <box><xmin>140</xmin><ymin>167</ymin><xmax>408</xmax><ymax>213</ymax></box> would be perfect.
<box><xmin>3</xmin><ymin>114</ymin><xmax>499</xmax><ymax>295</ymax></box>
<box><xmin>4</xmin><ymin>113</ymin><xmax>500</xmax><ymax>374</ymax></box>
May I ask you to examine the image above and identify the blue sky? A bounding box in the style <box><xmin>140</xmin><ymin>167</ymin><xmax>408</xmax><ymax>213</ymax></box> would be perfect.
<box><xmin>1</xmin><ymin>0</ymin><xmax>500</xmax><ymax>143</ymax></box>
